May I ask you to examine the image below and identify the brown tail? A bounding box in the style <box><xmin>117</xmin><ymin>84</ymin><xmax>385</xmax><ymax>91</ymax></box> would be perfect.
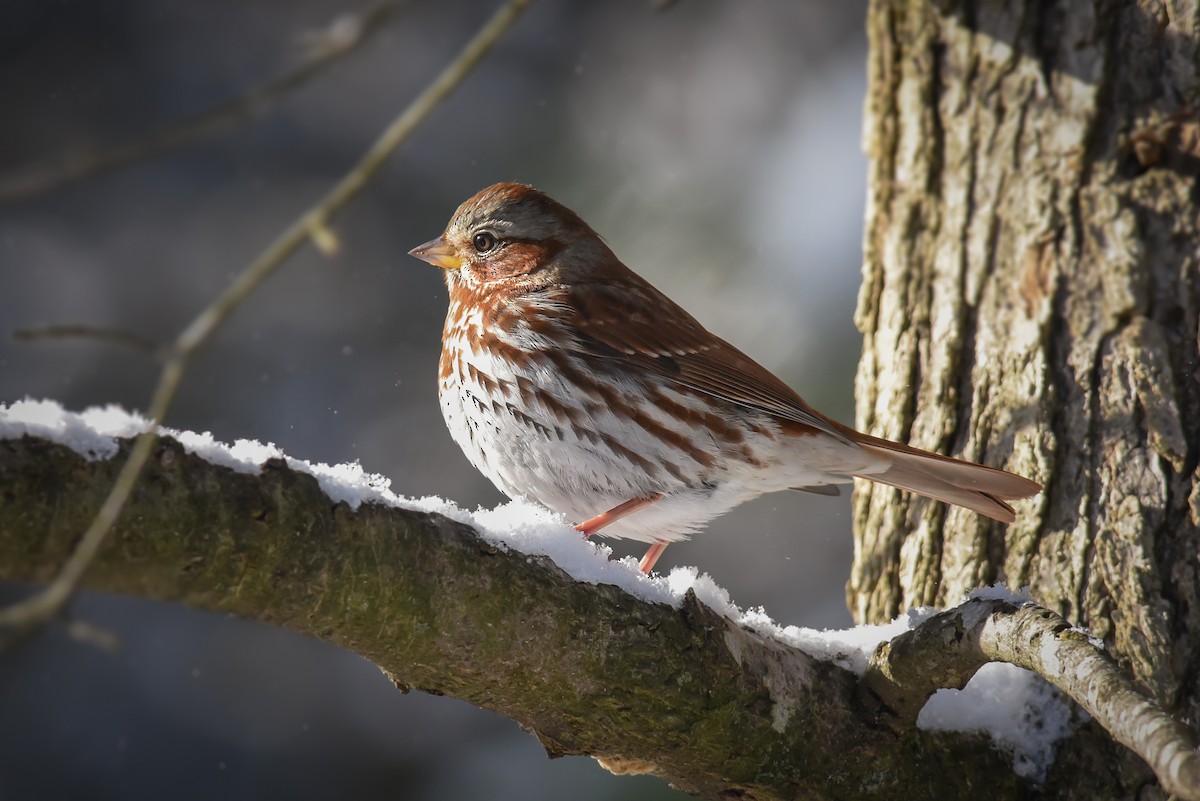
<box><xmin>850</xmin><ymin>434</ymin><xmax>1041</xmax><ymax>523</ymax></box>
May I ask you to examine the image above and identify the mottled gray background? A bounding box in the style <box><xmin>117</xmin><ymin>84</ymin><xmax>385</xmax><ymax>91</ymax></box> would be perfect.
<box><xmin>0</xmin><ymin>1</ymin><xmax>868</xmax><ymax>798</ymax></box>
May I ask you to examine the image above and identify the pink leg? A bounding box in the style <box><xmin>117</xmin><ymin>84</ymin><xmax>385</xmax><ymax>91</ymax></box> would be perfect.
<box><xmin>574</xmin><ymin>494</ymin><xmax>663</xmax><ymax>538</ymax></box>
<box><xmin>638</xmin><ymin>541</ymin><xmax>669</xmax><ymax>574</ymax></box>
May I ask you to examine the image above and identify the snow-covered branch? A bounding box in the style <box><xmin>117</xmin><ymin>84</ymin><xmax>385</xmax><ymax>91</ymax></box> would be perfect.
<box><xmin>3</xmin><ymin>405</ymin><xmax>1196</xmax><ymax>800</ymax></box>
<box><xmin>0</xmin><ymin>425</ymin><xmax>1004</xmax><ymax>800</ymax></box>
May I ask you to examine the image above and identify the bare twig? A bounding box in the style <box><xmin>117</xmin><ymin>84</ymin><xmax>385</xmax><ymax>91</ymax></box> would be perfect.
<box><xmin>863</xmin><ymin>598</ymin><xmax>1200</xmax><ymax>801</ymax></box>
<box><xmin>65</xmin><ymin>618</ymin><xmax>121</xmax><ymax>652</ymax></box>
<box><xmin>0</xmin><ymin>0</ymin><xmax>405</xmax><ymax>203</ymax></box>
<box><xmin>14</xmin><ymin>325</ymin><xmax>162</xmax><ymax>357</ymax></box>
<box><xmin>0</xmin><ymin>0</ymin><xmax>536</xmax><ymax>640</ymax></box>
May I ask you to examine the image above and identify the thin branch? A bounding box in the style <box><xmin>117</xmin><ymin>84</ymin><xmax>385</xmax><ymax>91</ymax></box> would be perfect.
<box><xmin>0</xmin><ymin>0</ymin><xmax>405</xmax><ymax>203</ymax></box>
<box><xmin>981</xmin><ymin>604</ymin><xmax>1200</xmax><ymax>800</ymax></box>
<box><xmin>0</xmin><ymin>0</ymin><xmax>536</xmax><ymax>638</ymax></box>
<box><xmin>863</xmin><ymin>598</ymin><xmax>1200</xmax><ymax>801</ymax></box>
<box><xmin>13</xmin><ymin>325</ymin><xmax>162</xmax><ymax>357</ymax></box>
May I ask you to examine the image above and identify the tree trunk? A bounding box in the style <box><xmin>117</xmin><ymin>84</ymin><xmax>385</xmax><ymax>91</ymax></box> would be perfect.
<box><xmin>850</xmin><ymin>0</ymin><xmax>1200</xmax><ymax>777</ymax></box>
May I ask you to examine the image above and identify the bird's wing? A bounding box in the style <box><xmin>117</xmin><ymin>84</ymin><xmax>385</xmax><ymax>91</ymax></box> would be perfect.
<box><xmin>521</xmin><ymin>280</ymin><xmax>855</xmax><ymax>445</ymax></box>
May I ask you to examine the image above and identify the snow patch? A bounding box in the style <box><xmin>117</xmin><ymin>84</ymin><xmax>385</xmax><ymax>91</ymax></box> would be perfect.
<box><xmin>909</xmin><ymin>584</ymin><xmax>1076</xmax><ymax>780</ymax></box>
<box><xmin>172</xmin><ymin>430</ymin><xmax>283</xmax><ymax>474</ymax></box>
<box><xmin>1</xmin><ymin>399</ymin><xmax>148</xmax><ymax>460</ymax></box>
<box><xmin>746</xmin><ymin>607</ymin><xmax>937</xmax><ymax>675</ymax></box>
<box><xmin>967</xmin><ymin>584</ymin><xmax>1034</xmax><ymax>604</ymax></box>
<box><xmin>918</xmin><ymin>661</ymin><xmax>1074</xmax><ymax>781</ymax></box>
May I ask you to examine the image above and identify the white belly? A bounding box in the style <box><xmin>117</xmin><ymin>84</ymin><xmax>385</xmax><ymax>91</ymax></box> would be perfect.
<box><xmin>438</xmin><ymin>335</ymin><xmax>880</xmax><ymax>542</ymax></box>
<box><xmin>440</xmin><ymin>346</ymin><xmax>675</xmax><ymax>513</ymax></box>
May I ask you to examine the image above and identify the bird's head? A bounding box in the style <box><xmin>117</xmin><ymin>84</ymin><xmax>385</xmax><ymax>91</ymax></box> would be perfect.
<box><xmin>409</xmin><ymin>182</ymin><xmax>616</xmax><ymax>290</ymax></box>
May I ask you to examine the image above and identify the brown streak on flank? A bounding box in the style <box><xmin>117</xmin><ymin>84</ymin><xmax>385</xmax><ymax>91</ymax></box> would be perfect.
<box><xmin>651</xmin><ymin>388</ymin><xmax>746</xmax><ymax>445</ymax></box>
<box><xmin>500</xmin><ymin>340</ymin><xmax>533</xmax><ymax>369</ymax></box>
<box><xmin>466</xmin><ymin>363</ymin><xmax>511</xmax><ymax>398</ymax></box>
<box><xmin>506</xmin><ymin>403</ymin><xmax>552</xmax><ymax>439</ymax></box>
<box><xmin>466</xmin><ymin>364</ymin><xmax>495</xmax><ymax>395</ymax></box>
<box><xmin>437</xmin><ymin>341</ymin><xmax>469</xmax><ymax>385</ymax></box>
<box><xmin>484</xmin><ymin>326</ymin><xmax>532</xmax><ymax>369</ymax></box>
<box><xmin>538</xmin><ymin>345</ymin><xmax>576</xmax><ymax>374</ymax></box>
<box><xmin>553</xmin><ymin>355</ymin><xmax>717</xmax><ymax>469</ymax></box>
<box><xmin>598</xmin><ymin>432</ymin><xmax>660</xmax><ymax>480</ymax></box>
<box><xmin>625</xmin><ymin>405</ymin><xmax>717</xmax><ymax>469</ymax></box>
<box><xmin>732</xmin><ymin>444</ymin><xmax>768</xmax><ymax>469</ymax></box>
<box><xmin>537</xmin><ymin>386</ymin><xmax>586</xmax><ymax>425</ymax></box>
<box><xmin>464</xmin><ymin>391</ymin><xmax>487</xmax><ymax>414</ymax></box>
<box><xmin>492</xmin><ymin>308</ymin><xmax>520</xmax><ymax>337</ymax></box>
<box><xmin>438</xmin><ymin>345</ymin><xmax>455</xmax><ymax>382</ymax></box>
<box><xmin>657</xmin><ymin>459</ymin><xmax>689</xmax><ymax>484</ymax></box>
<box><xmin>514</xmin><ymin>375</ymin><xmax>537</xmax><ymax>404</ymax></box>
<box><xmin>571</xmin><ymin>424</ymin><xmax>601</xmax><ymax>446</ymax></box>
<box><xmin>540</xmin><ymin>350</ymin><xmax>610</xmax><ymax>420</ymax></box>
<box><xmin>512</xmin><ymin>373</ymin><xmax>583</xmax><ymax>426</ymax></box>
<box><xmin>565</xmin><ymin>360</ymin><xmax>624</xmax><ymax>408</ymax></box>
<box><xmin>582</xmin><ymin>399</ymin><xmax>606</xmax><ymax>417</ymax></box>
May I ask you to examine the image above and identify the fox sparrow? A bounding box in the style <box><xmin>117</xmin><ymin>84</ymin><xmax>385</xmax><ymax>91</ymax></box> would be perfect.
<box><xmin>410</xmin><ymin>183</ymin><xmax>1041</xmax><ymax>573</ymax></box>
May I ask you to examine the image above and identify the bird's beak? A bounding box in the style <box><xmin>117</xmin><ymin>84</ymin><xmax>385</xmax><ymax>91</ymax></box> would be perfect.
<box><xmin>408</xmin><ymin>236</ymin><xmax>462</xmax><ymax>270</ymax></box>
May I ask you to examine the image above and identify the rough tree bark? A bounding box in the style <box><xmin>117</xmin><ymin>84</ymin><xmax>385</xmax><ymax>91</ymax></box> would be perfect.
<box><xmin>851</xmin><ymin>0</ymin><xmax>1199</xmax><ymax>797</ymax></box>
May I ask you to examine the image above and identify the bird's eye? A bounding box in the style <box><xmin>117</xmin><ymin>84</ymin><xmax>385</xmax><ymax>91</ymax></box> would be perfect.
<box><xmin>472</xmin><ymin>231</ymin><xmax>498</xmax><ymax>253</ymax></box>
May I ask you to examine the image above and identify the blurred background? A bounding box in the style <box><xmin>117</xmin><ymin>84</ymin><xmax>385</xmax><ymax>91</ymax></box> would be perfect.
<box><xmin>0</xmin><ymin>0</ymin><xmax>869</xmax><ymax>798</ymax></box>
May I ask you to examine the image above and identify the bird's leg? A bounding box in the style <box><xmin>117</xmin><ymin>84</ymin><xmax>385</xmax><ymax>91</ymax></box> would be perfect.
<box><xmin>574</xmin><ymin>494</ymin><xmax>663</xmax><ymax>538</ymax></box>
<box><xmin>575</xmin><ymin>495</ymin><xmax>668</xmax><ymax>574</ymax></box>
<box><xmin>637</xmin><ymin>541</ymin><xmax>669</xmax><ymax>574</ymax></box>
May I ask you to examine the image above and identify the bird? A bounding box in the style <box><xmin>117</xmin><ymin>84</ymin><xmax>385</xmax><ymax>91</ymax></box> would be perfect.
<box><xmin>409</xmin><ymin>182</ymin><xmax>1041</xmax><ymax>574</ymax></box>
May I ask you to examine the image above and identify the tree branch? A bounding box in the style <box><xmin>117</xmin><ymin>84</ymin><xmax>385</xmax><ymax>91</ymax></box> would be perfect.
<box><xmin>4</xmin><ymin>429</ymin><xmax>1191</xmax><ymax>800</ymax></box>
<box><xmin>0</xmin><ymin>432</ymin><xmax>1024</xmax><ymax>801</ymax></box>
<box><xmin>12</xmin><ymin>324</ymin><xmax>162</xmax><ymax>357</ymax></box>
<box><xmin>0</xmin><ymin>0</ymin><xmax>535</xmax><ymax>640</ymax></box>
